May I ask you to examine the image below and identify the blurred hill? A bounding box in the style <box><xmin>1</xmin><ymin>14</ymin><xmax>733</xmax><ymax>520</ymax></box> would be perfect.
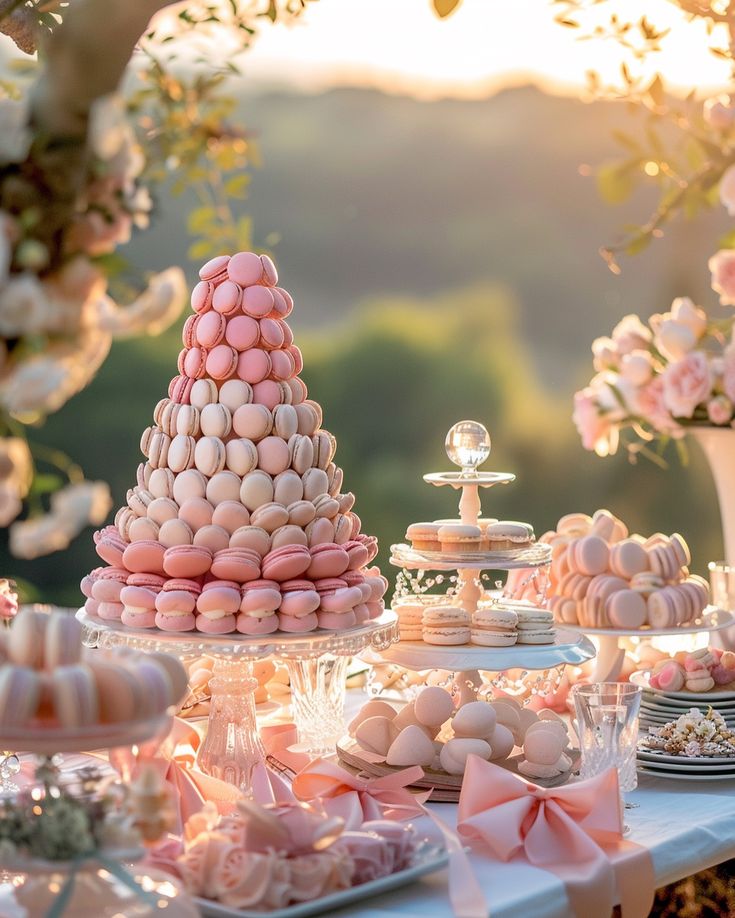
<box><xmin>0</xmin><ymin>84</ymin><xmax>726</xmax><ymax>601</ymax></box>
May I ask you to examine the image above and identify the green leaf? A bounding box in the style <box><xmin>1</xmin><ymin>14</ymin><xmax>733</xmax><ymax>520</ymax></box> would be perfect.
<box><xmin>433</xmin><ymin>0</ymin><xmax>461</xmax><ymax>18</ymax></box>
<box><xmin>225</xmin><ymin>174</ymin><xmax>250</xmax><ymax>198</ymax></box>
<box><xmin>29</xmin><ymin>473</ymin><xmax>63</xmax><ymax>496</ymax></box>
<box><xmin>597</xmin><ymin>162</ymin><xmax>636</xmax><ymax>205</ymax></box>
<box><xmin>187</xmin><ymin>206</ymin><xmax>216</xmax><ymax>235</ymax></box>
<box><xmin>625</xmin><ymin>234</ymin><xmax>651</xmax><ymax>256</ymax></box>
<box><xmin>188</xmin><ymin>239</ymin><xmax>215</xmax><ymax>260</ymax></box>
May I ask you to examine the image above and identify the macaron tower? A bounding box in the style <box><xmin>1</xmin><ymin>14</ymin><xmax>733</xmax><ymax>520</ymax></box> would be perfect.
<box><xmin>82</xmin><ymin>251</ymin><xmax>387</xmax><ymax>635</ymax></box>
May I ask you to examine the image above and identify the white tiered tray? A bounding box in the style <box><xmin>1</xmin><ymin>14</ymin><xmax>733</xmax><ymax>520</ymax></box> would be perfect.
<box><xmin>0</xmin><ymin>713</ymin><xmax>170</xmax><ymax>756</ymax></box>
<box><xmin>379</xmin><ymin>624</ymin><xmax>595</xmax><ymax>672</ymax></box>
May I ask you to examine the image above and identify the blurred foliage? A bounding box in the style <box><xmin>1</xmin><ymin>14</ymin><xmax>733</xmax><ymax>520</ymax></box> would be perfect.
<box><xmin>551</xmin><ymin>0</ymin><xmax>735</xmax><ymax>271</ymax></box>
<box><xmin>1</xmin><ymin>282</ymin><xmax>722</xmax><ymax>605</ymax></box>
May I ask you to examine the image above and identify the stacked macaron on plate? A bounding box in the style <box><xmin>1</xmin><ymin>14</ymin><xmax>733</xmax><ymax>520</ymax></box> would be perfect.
<box><xmin>0</xmin><ymin>608</ymin><xmax>186</xmax><ymax>753</ymax></box>
<box><xmin>562</xmin><ymin>607</ymin><xmax>732</xmax><ymax>638</ymax></box>
<box><xmin>81</xmin><ymin>251</ymin><xmax>392</xmax><ymax>639</ymax></box>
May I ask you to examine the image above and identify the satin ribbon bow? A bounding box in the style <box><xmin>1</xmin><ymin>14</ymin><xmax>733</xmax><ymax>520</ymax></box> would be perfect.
<box><xmin>291</xmin><ymin>758</ymin><xmax>430</xmax><ymax>829</ymax></box>
<box><xmin>131</xmin><ymin>717</ymin><xmax>241</xmax><ymax>832</ymax></box>
<box><xmin>456</xmin><ymin>756</ymin><xmax>653</xmax><ymax>918</ymax></box>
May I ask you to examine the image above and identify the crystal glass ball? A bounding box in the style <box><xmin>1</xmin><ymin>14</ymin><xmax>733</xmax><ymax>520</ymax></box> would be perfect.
<box><xmin>445</xmin><ymin>420</ymin><xmax>491</xmax><ymax>474</ymax></box>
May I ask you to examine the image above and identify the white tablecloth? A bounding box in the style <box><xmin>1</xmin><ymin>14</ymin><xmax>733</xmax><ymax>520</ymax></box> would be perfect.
<box><xmin>328</xmin><ymin>692</ymin><xmax>735</xmax><ymax>918</ymax></box>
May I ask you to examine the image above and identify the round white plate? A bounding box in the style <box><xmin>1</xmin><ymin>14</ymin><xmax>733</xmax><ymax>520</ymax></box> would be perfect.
<box><xmin>0</xmin><ymin>713</ymin><xmax>171</xmax><ymax>755</ymax></box>
<box><xmin>377</xmin><ymin>625</ymin><xmax>595</xmax><ymax>672</ymax></box>
<box><xmin>637</xmin><ymin>747</ymin><xmax>735</xmax><ymax>766</ymax></box>
<box><xmin>638</xmin><ymin>766</ymin><xmax>735</xmax><ymax>782</ymax></box>
<box><xmin>641</xmin><ymin>701</ymin><xmax>735</xmax><ymax>716</ymax></box>
<box><xmin>636</xmin><ymin>756</ymin><xmax>735</xmax><ymax>773</ymax></box>
<box><xmin>632</xmin><ymin>670</ymin><xmax>735</xmax><ymax>702</ymax></box>
<box><xmin>564</xmin><ymin>607</ymin><xmax>732</xmax><ymax>638</ymax></box>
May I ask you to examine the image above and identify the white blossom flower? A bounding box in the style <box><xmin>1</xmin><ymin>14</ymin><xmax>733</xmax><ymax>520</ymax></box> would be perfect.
<box><xmin>50</xmin><ymin>480</ymin><xmax>112</xmax><ymax>530</ymax></box>
<box><xmin>0</xmin><ymin>97</ymin><xmax>32</xmax><ymax>164</ymax></box>
<box><xmin>0</xmin><ymin>274</ymin><xmax>51</xmax><ymax>337</ymax></box>
<box><xmin>98</xmin><ymin>267</ymin><xmax>187</xmax><ymax>338</ymax></box>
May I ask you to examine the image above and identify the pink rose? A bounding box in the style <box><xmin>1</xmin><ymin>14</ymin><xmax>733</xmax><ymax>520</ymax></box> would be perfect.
<box><xmin>662</xmin><ymin>351</ymin><xmax>712</xmax><ymax>418</ymax></box>
<box><xmin>573</xmin><ymin>388</ymin><xmax>618</xmax><ymax>456</ymax></box>
<box><xmin>611</xmin><ymin>314</ymin><xmax>652</xmax><ymax>355</ymax></box>
<box><xmin>704</xmin><ymin>94</ymin><xmax>735</xmax><ymax>130</ymax></box>
<box><xmin>723</xmin><ymin>346</ymin><xmax>735</xmax><ymax>403</ymax></box>
<box><xmin>633</xmin><ymin>376</ymin><xmax>682</xmax><ymax>436</ymax></box>
<box><xmin>707</xmin><ymin>394</ymin><xmax>733</xmax><ymax>425</ymax></box>
<box><xmin>709</xmin><ymin>249</ymin><xmax>735</xmax><ymax>306</ymax></box>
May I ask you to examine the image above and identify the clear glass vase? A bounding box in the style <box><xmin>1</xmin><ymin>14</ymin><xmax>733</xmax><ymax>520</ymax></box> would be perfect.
<box><xmin>286</xmin><ymin>654</ymin><xmax>350</xmax><ymax>755</ymax></box>
<box><xmin>195</xmin><ymin>659</ymin><xmax>264</xmax><ymax>792</ymax></box>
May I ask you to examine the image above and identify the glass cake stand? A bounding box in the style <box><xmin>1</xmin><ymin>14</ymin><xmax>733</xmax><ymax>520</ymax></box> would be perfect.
<box><xmin>77</xmin><ymin>609</ymin><xmax>398</xmax><ymax>791</ymax></box>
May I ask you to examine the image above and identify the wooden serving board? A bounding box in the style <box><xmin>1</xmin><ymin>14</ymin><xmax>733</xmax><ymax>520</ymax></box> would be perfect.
<box><xmin>335</xmin><ymin>736</ymin><xmax>578</xmax><ymax>801</ymax></box>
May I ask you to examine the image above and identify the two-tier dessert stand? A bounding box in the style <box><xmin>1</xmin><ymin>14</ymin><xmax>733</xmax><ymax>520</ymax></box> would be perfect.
<box><xmin>564</xmin><ymin>609</ymin><xmax>734</xmax><ymax>682</ymax></box>
<box><xmin>379</xmin><ymin>421</ymin><xmax>596</xmax><ymax>703</ymax></box>
<box><xmin>78</xmin><ymin>609</ymin><xmax>398</xmax><ymax>790</ymax></box>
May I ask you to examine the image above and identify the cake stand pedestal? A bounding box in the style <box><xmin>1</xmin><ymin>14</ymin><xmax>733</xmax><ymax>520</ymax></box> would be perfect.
<box><xmin>78</xmin><ymin>610</ymin><xmax>398</xmax><ymax>791</ymax></box>
<box><xmin>563</xmin><ymin>608</ymin><xmax>734</xmax><ymax>681</ymax></box>
<box><xmin>377</xmin><ymin>626</ymin><xmax>596</xmax><ymax>705</ymax></box>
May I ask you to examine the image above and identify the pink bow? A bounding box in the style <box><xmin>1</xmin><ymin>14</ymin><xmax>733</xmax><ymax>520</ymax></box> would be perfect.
<box><xmin>457</xmin><ymin>756</ymin><xmax>653</xmax><ymax>918</ymax></box>
<box><xmin>126</xmin><ymin>718</ymin><xmax>241</xmax><ymax>832</ymax></box>
<box><xmin>291</xmin><ymin>758</ymin><xmax>429</xmax><ymax>830</ymax></box>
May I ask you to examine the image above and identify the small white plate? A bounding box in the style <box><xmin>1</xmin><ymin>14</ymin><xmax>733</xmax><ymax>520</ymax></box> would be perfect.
<box><xmin>637</xmin><ymin>766</ymin><xmax>735</xmax><ymax>782</ymax></box>
<box><xmin>631</xmin><ymin>671</ymin><xmax>735</xmax><ymax>702</ymax></box>
<box><xmin>637</xmin><ymin>747</ymin><xmax>735</xmax><ymax>766</ymax></box>
<box><xmin>636</xmin><ymin>756</ymin><xmax>735</xmax><ymax>773</ymax></box>
<box><xmin>194</xmin><ymin>844</ymin><xmax>449</xmax><ymax>918</ymax></box>
<box><xmin>565</xmin><ymin>607</ymin><xmax>732</xmax><ymax>638</ymax></box>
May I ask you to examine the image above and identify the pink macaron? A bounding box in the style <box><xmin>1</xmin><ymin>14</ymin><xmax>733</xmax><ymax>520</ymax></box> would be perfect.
<box><xmin>229</xmin><ymin>525</ymin><xmax>271</xmax><ymax>557</ymax></box>
<box><xmin>120</xmin><ymin>586</ymin><xmax>158</xmax><ymax>628</ymax></box>
<box><xmin>261</xmin><ymin>544</ymin><xmax>311</xmax><ymax>582</ymax></box>
<box><xmin>237</xmin><ymin>348</ymin><xmax>271</xmax><ymax>385</ymax></box>
<box><xmin>260</xmin><ymin>254</ymin><xmax>278</xmax><ymax>286</ymax></box>
<box><xmin>256</xmin><ymin>436</ymin><xmax>290</xmax><ymax>476</ymax></box>
<box><xmin>210</xmin><ymin>547</ymin><xmax>261</xmax><ymax>582</ymax></box>
<box><xmin>236</xmin><ymin>611</ymin><xmax>279</xmax><ymax>634</ymax></box>
<box><xmin>343</xmin><ymin>540</ymin><xmax>370</xmax><ymax>571</ymax></box>
<box><xmin>184</xmin><ymin>346</ymin><xmax>207</xmax><ymax>380</ymax></box>
<box><xmin>317</xmin><ymin>609</ymin><xmax>357</xmax><ymax>631</ymax></box>
<box><xmin>163</xmin><ymin>545</ymin><xmax>213</xmax><ymax>578</ymax></box>
<box><xmin>233</xmin><ymin>404</ymin><xmax>272</xmax><ymax>441</ymax></box>
<box><xmin>242</xmin><ymin>285</ymin><xmax>274</xmax><ymax>318</ymax></box>
<box><xmin>213</xmin><ymin>280</ymin><xmax>242</xmax><ymax>316</ymax></box>
<box><xmin>196</xmin><ymin>585</ymin><xmax>240</xmax><ymax>633</ymax></box>
<box><xmin>207</xmin><ymin>344</ymin><xmax>239</xmax><ymax>380</ymax></box>
<box><xmin>270</xmin><ymin>348</ymin><xmax>296</xmax><ymax>381</ymax></box>
<box><xmin>196</xmin><ymin>311</ymin><xmax>226</xmax><ymax>348</ymax></box>
<box><xmin>154</xmin><ymin>589</ymin><xmax>197</xmax><ymax>631</ymax></box>
<box><xmin>122</xmin><ymin>540</ymin><xmax>166</xmax><ymax>575</ymax></box>
<box><xmin>259</xmin><ymin>318</ymin><xmax>285</xmax><ymax>350</ymax></box>
<box><xmin>225</xmin><ymin>315</ymin><xmax>260</xmax><ymax>351</ymax></box>
<box><xmin>279</xmin><ymin>585</ymin><xmax>321</xmax><ymax>617</ymax></box>
<box><xmin>200</xmin><ymin>254</ymin><xmax>231</xmax><ymax>283</ymax></box>
<box><xmin>306</xmin><ymin>543</ymin><xmax>350</xmax><ymax>579</ymax></box>
<box><xmin>190</xmin><ymin>280</ymin><xmax>214</xmax><ymax>313</ymax></box>
<box><xmin>278</xmin><ymin>612</ymin><xmax>318</xmax><ymax>633</ymax></box>
<box><xmin>90</xmin><ymin>568</ymin><xmax>129</xmax><ymax>603</ymax></box>
<box><xmin>169</xmin><ymin>375</ymin><xmax>194</xmax><ymax>405</ymax></box>
<box><xmin>0</xmin><ymin>666</ymin><xmax>41</xmax><ymax>727</ymax></box>
<box><xmin>227</xmin><ymin>251</ymin><xmax>264</xmax><ymax>286</ymax></box>
<box><xmin>252</xmin><ymin>379</ymin><xmax>282</xmax><ymax>411</ymax></box>
<box><xmin>94</xmin><ymin>526</ymin><xmax>128</xmax><ymax>567</ymax></box>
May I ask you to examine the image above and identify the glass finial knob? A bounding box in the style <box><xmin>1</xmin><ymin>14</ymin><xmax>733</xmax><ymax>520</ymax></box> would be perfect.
<box><xmin>445</xmin><ymin>420</ymin><xmax>491</xmax><ymax>475</ymax></box>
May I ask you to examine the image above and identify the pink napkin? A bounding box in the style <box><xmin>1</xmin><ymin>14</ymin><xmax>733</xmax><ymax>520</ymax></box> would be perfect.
<box><xmin>456</xmin><ymin>756</ymin><xmax>654</xmax><ymax>918</ymax></box>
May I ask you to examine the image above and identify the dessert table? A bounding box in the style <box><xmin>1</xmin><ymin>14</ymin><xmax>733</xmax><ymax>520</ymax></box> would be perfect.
<box><xmin>320</xmin><ymin>691</ymin><xmax>735</xmax><ymax>918</ymax></box>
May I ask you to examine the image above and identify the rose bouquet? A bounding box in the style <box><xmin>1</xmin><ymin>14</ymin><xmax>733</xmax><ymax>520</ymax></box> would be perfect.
<box><xmin>573</xmin><ymin>296</ymin><xmax>735</xmax><ymax>460</ymax></box>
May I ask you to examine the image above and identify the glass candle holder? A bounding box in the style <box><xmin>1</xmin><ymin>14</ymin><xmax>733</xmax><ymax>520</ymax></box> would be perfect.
<box><xmin>709</xmin><ymin>561</ymin><xmax>735</xmax><ymax>611</ymax></box>
<box><xmin>572</xmin><ymin>682</ymin><xmax>641</xmax><ymax>792</ymax></box>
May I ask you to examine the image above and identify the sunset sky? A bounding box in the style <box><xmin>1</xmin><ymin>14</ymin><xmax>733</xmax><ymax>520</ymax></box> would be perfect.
<box><xmin>228</xmin><ymin>0</ymin><xmax>731</xmax><ymax>98</ymax></box>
